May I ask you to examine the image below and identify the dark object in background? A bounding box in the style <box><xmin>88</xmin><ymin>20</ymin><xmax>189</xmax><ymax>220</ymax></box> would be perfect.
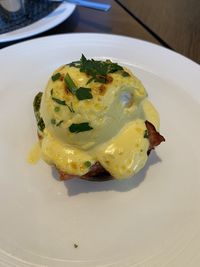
<box><xmin>0</xmin><ymin>0</ymin><xmax>60</xmax><ymax>34</ymax></box>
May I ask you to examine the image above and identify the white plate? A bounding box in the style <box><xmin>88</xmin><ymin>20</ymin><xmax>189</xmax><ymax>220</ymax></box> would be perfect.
<box><xmin>0</xmin><ymin>2</ymin><xmax>75</xmax><ymax>43</ymax></box>
<box><xmin>0</xmin><ymin>33</ymin><xmax>200</xmax><ymax>267</ymax></box>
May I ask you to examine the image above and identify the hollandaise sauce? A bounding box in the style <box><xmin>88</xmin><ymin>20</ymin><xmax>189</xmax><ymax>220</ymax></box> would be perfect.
<box><xmin>32</xmin><ymin>55</ymin><xmax>161</xmax><ymax>179</ymax></box>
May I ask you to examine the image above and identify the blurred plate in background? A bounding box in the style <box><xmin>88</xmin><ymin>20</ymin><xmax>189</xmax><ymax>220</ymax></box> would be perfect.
<box><xmin>0</xmin><ymin>2</ymin><xmax>75</xmax><ymax>42</ymax></box>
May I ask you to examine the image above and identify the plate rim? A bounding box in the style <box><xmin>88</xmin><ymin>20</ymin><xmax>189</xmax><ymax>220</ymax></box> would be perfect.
<box><xmin>1</xmin><ymin>32</ymin><xmax>199</xmax><ymax>67</ymax></box>
<box><xmin>1</xmin><ymin>33</ymin><xmax>199</xmax><ymax>101</ymax></box>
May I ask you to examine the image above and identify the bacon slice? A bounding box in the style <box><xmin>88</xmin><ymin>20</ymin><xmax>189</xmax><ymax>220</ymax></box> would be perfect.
<box><xmin>37</xmin><ymin>132</ymin><xmax>43</xmax><ymax>140</ymax></box>
<box><xmin>81</xmin><ymin>162</ymin><xmax>112</xmax><ymax>181</ymax></box>
<box><xmin>145</xmin><ymin>120</ymin><xmax>165</xmax><ymax>155</ymax></box>
<box><xmin>59</xmin><ymin>171</ymin><xmax>77</xmax><ymax>181</ymax></box>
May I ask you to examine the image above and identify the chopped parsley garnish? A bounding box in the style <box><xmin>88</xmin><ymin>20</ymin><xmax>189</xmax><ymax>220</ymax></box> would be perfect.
<box><xmin>69</xmin><ymin>122</ymin><xmax>93</xmax><ymax>133</ymax></box>
<box><xmin>56</xmin><ymin>120</ymin><xmax>64</xmax><ymax>126</ymax></box>
<box><xmin>70</xmin><ymin>54</ymin><xmax>127</xmax><ymax>84</ymax></box>
<box><xmin>75</xmin><ymin>87</ymin><xmax>93</xmax><ymax>100</ymax></box>
<box><xmin>33</xmin><ymin>92</ymin><xmax>45</xmax><ymax>132</ymax></box>
<box><xmin>51</xmin><ymin>118</ymin><xmax>56</xmax><ymax>125</ymax></box>
<box><xmin>54</xmin><ymin>106</ymin><xmax>60</xmax><ymax>112</ymax></box>
<box><xmin>52</xmin><ymin>97</ymin><xmax>75</xmax><ymax>113</ymax></box>
<box><xmin>84</xmin><ymin>161</ymin><xmax>92</xmax><ymax>168</ymax></box>
<box><xmin>64</xmin><ymin>73</ymin><xmax>93</xmax><ymax>100</ymax></box>
<box><xmin>69</xmin><ymin>61</ymin><xmax>80</xmax><ymax>68</ymax></box>
<box><xmin>69</xmin><ymin>102</ymin><xmax>75</xmax><ymax>113</ymax></box>
<box><xmin>51</xmin><ymin>72</ymin><xmax>61</xmax><ymax>81</ymax></box>
<box><xmin>144</xmin><ymin>130</ymin><xmax>148</xmax><ymax>138</ymax></box>
<box><xmin>50</xmin><ymin>119</ymin><xmax>64</xmax><ymax>126</ymax></box>
<box><xmin>121</xmin><ymin>71</ymin><xmax>130</xmax><ymax>77</ymax></box>
<box><xmin>37</xmin><ymin>118</ymin><xmax>45</xmax><ymax>132</ymax></box>
<box><xmin>64</xmin><ymin>73</ymin><xmax>77</xmax><ymax>95</ymax></box>
<box><xmin>52</xmin><ymin>97</ymin><xmax>66</xmax><ymax>106</ymax></box>
<box><xmin>33</xmin><ymin>92</ymin><xmax>42</xmax><ymax>112</ymax></box>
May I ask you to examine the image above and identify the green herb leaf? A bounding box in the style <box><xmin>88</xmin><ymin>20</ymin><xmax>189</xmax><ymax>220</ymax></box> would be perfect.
<box><xmin>121</xmin><ymin>71</ymin><xmax>130</xmax><ymax>77</ymax></box>
<box><xmin>64</xmin><ymin>73</ymin><xmax>77</xmax><ymax>95</ymax></box>
<box><xmin>84</xmin><ymin>161</ymin><xmax>92</xmax><ymax>168</ymax></box>
<box><xmin>69</xmin><ymin>122</ymin><xmax>93</xmax><ymax>133</ymax></box>
<box><xmin>33</xmin><ymin>92</ymin><xmax>45</xmax><ymax>132</ymax></box>
<box><xmin>51</xmin><ymin>118</ymin><xmax>56</xmax><ymax>125</ymax></box>
<box><xmin>52</xmin><ymin>97</ymin><xmax>66</xmax><ymax>106</ymax></box>
<box><xmin>56</xmin><ymin>120</ymin><xmax>64</xmax><ymax>126</ymax></box>
<box><xmin>86</xmin><ymin>77</ymin><xmax>94</xmax><ymax>85</ymax></box>
<box><xmin>75</xmin><ymin>87</ymin><xmax>93</xmax><ymax>100</ymax></box>
<box><xmin>69</xmin><ymin>55</ymin><xmax>129</xmax><ymax>84</ymax></box>
<box><xmin>144</xmin><ymin>130</ymin><xmax>148</xmax><ymax>138</ymax></box>
<box><xmin>52</xmin><ymin>96</ymin><xmax>74</xmax><ymax>113</ymax></box>
<box><xmin>37</xmin><ymin>118</ymin><xmax>45</xmax><ymax>132</ymax></box>
<box><xmin>77</xmin><ymin>54</ymin><xmax>124</xmax><ymax>84</ymax></box>
<box><xmin>33</xmin><ymin>92</ymin><xmax>43</xmax><ymax>113</ymax></box>
<box><xmin>68</xmin><ymin>61</ymin><xmax>80</xmax><ymax>68</ymax></box>
<box><xmin>54</xmin><ymin>106</ymin><xmax>60</xmax><ymax>112</ymax></box>
<box><xmin>51</xmin><ymin>73</ymin><xmax>61</xmax><ymax>81</ymax></box>
<box><xmin>69</xmin><ymin>102</ymin><xmax>75</xmax><ymax>113</ymax></box>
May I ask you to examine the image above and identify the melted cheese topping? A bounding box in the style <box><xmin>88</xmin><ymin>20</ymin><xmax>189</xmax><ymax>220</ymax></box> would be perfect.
<box><xmin>37</xmin><ymin>63</ymin><xmax>160</xmax><ymax>179</ymax></box>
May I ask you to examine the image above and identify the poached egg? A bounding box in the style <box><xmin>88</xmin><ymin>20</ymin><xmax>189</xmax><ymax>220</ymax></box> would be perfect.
<box><xmin>32</xmin><ymin>55</ymin><xmax>163</xmax><ymax>180</ymax></box>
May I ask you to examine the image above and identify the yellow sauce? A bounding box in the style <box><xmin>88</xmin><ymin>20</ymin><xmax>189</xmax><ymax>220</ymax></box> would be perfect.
<box><xmin>93</xmin><ymin>119</ymin><xmax>149</xmax><ymax>179</ymax></box>
<box><xmin>41</xmin><ymin>129</ymin><xmax>94</xmax><ymax>175</ymax></box>
<box><xmin>33</xmin><ymin>61</ymin><xmax>160</xmax><ymax>179</ymax></box>
<box><xmin>27</xmin><ymin>142</ymin><xmax>41</xmax><ymax>164</ymax></box>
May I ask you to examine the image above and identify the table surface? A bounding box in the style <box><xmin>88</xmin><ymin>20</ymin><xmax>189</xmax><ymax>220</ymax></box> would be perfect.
<box><xmin>0</xmin><ymin>0</ymin><xmax>199</xmax><ymax>64</ymax></box>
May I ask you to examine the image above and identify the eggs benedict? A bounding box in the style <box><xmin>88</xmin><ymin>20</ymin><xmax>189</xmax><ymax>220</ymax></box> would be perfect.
<box><xmin>33</xmin><ymin>55</ymin><xmax>165</xmax><ymax>180</ymax></box>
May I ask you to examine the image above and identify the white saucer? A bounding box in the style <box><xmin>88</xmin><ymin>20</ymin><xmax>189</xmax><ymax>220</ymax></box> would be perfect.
<box><xmin>0</xmin><ymin>2</ymin><xmax>75</xmax><ymax>43</ymax></box>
